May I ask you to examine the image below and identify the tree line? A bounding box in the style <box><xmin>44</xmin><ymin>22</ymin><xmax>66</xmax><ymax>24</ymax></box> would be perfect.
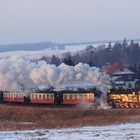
<box><xmin>40</xmin><ymin>38</ymin><xmax>140</xmax><ymax>68</ymax></box>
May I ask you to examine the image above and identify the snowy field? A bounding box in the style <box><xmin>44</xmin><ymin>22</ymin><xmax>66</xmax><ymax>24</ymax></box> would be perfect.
<box><xmin>0</xmin><ymin>123</ymin><xmax>140</xmax><ymax>140</ymax></box>
<box><xmin>0</xmin><ymin>44</ymin><xmax>87</xmax><ymax>59</ymax></box>
<box><xmin>0</xmin><ymin>43</ymin><xmax>108</xmax><ymax>59</ymax></box>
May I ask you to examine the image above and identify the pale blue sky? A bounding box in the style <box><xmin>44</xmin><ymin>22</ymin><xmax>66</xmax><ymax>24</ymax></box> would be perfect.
<box><xmin>0</xmin><ymin>0</ymin><xmax>140</xmax><ymax>44</ymax></box>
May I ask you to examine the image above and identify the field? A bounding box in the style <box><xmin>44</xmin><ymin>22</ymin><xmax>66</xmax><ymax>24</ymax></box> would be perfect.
<box><xmin>0</xmin><ymin>105</ymin><xmax>140</xmax><ymax>131</ymax></box>
<box><xmin>1</xmin><ymin>123</ymin><xmax>140</xmax><ymax>140</ymax></box>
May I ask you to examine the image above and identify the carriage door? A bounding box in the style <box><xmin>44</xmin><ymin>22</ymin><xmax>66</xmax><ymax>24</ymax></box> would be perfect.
<box><xmin>54</xmin><ymin>92</ymin><xmax>63</xmax><ymax>105</ymax></box>
<box><xmin>0</xmin><ymin>91</ymin><xmax>3</xmax><ymax>103</ymax></box>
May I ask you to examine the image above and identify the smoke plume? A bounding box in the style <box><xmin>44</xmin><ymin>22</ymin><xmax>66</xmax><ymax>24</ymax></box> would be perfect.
<box><xmin>0</xmin><ymin>56</ymin><xmax>110</xmax><ymax>92</ymax></box>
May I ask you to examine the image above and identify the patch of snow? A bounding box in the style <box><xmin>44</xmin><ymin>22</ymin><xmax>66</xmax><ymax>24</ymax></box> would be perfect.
<box><xmin>0</xmin><ymin>123</ymin><xmax>140</xmax><ymax>140</ymax></box>
<box><xmin>0</xmin><ymin>49</ymin><xmax>66</xmax><ymax>59</ymax></box>
<box><xmin>0</xmin><ymin>43</ymin><xmax>111</xmax><ymax>60</ymax></box>
<box><xmin>65</xmin><ymin>45</ymin><xmax>88</xmax><ymax>52</ymax></box>
<box><xmin>113</xmin><ymin>68</ymin><xmax>135</xmax><ymax>75</ymax></box>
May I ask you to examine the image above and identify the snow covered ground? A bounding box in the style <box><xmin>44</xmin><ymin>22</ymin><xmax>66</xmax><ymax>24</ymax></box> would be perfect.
<box><xmin>0</xmin><ymin>43</ymin><xmax>108</xmax><ymax>59</ymax></box>
<box><xmin>0</xmin><ymin>49</ymin><xmax>66</xmax><ymax>59</ymax></box>
<box><xmin>0</xmin><ymin>123</ymin><xmax>140</xmax><ymax>140</ymax></box>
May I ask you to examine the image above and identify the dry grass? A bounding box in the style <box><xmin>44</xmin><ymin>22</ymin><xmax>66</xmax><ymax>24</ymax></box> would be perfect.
<box><xmin>0</xmin><ymin>105</ymin><xmax>140</xmax><ymax>130</ymax></box>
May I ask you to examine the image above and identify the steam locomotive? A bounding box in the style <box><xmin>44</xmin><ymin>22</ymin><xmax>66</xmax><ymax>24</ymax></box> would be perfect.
<box><xmin>107</xmin><ymin>81</ymin><xmax>140</xmax><ymax>108</ymax></box>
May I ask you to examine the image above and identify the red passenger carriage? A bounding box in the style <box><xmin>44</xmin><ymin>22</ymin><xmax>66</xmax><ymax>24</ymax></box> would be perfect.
<box><xmin>3</xmin><ymin>91</ymin><xmax>24</xmax><ymax>103</ymax></box>
<box><xmin>63</xmin><ymin>92</ymin><xmax>95</xmax><ymax>105</ymax></box>
<box><xmin>30</xmin><ymin>92</ymin><xmax>55</xmax><ymax>104</ymax></box>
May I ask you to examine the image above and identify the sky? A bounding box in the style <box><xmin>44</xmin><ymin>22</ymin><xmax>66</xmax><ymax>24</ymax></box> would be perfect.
<box><xmin>0</xmin><ymin>0</ymin><xmax>140</xmax><ymax>44</ymax></box>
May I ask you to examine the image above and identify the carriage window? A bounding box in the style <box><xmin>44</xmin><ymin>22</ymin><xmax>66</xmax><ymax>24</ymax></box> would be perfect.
<box><xmin>74</xmin><ymin>95</ymin><xmax>77</xmax><ymax>99</ymax></box>
<box><xmin>35</xmin><ymin>94</ymin><xmax>38</xmax><ymax>99</ymax></box>
<box><xmin>84</xmin><ymin>95</ymin><xmax>87</xmax><ymax>99</ymax></box>
<box><xmin>47</xmin><ymin>94</ymin><xmax>49</xmax><ymax>99</ymax></box>
<box><xmin>33</xmin><ymin>94</ymin><xmax>35</xmax><ymax>99</ymax></box>
<box><xmin>69</xmin><ymin>94</ymin><xmax>72</xmax><ymax>99</ymax></box>
<box><xmin>43</xmin><ymin>94</ymin><xmax>45</xmax><ymax>99</ymax></box>
<box><xmin>89</xmin><ymin>94</ymin><xmax>93</xmax><ymax>99</ymax></box>
<box><xmin>50</xmin><ymin>94</ymin><xmax>54</xmax><ymax>99</ymax></box>
<box><xmin>79</xmin><ymin>95</ymin><xmax>82</xmax><ymax>99</ymax></box>
<box><xmin>16</xmin><ymin>94</ymin><xmax>18</xmax><ymax>98</ymax></box>
<box><xmin>64</xmin><ymin>94</ymin><xmax>67</xmax><ymax>99</ymax></box>
<box><xmin>39</xmin><ymin>94</ymin><xmax>42</xmax><ymax>99</ymax></box>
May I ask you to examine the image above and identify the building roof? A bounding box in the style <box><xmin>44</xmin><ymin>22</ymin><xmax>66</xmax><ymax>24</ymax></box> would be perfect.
<box><xmin>106</xmin><ymin>63</ymin><xmax>123</xmax><ymax>75</ymax></box>
<box><xmin>113</xmin><ymin>68</ymin><xmax>135</xmax><ymax>75</ymax></box>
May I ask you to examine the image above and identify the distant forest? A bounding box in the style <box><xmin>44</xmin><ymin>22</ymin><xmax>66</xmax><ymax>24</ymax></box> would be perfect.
<box><xmin>41</xmin><ymin>38</ymin><xmax>140</xmax><ymax>68</ymax></box>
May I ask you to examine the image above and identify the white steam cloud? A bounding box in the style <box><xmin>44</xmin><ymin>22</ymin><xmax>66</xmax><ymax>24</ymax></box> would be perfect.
<box><xmin>0</xmin><ymin>56</ymin><xmax>110</xmax><ymax>92</ymax></box>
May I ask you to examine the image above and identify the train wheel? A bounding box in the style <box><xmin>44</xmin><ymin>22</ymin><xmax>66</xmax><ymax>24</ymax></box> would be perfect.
<box><xmin>129</xmin><ymin>103</ymin><xmax>134</xmax><ymax>108</ymax></box>
<box><xmin>108</xmin><ymin>101</ymin><xmax>115</xmax><ymax>108</ymax></box>
<box><xmin>134</xmin><ymin>104</ymin><xmax>139</xmax><ymax>108</ymax></box>
<box><xmin>119</xmin><ymin>104</ymin><xmax>124</xmax><ymax>108</ymax></box>
<box><xmin>118</xmin><ymin>102</ymin><xmax>128</xmax><ymax>108</ymax></box>
<box><xmin>114</xmin><ymin>102</ymin><xmax>121</xmax><ymax>108</ymax></box>
<box><xmin>125</xmin><ymin>102</ymin><xmax>129</xmax><ymax>108</ymax></box>
<box><xmin>136</xmin><ymin>105</ymin><xmax>139</xmax><ymax>108</ymax></box>
<box><xmin>120</xmin><ymin>104</ymin><xmax>126</xmax><ymax>108</ymax></box>
<box><xmin>129</xmin><ymin>103</ymin><xmax>136</xmax><ymax>108</ymax></box>
<box><xmin>137</xmin><ymin>104</ymin><xmax>140</xmax><ymax>108</ymax></box>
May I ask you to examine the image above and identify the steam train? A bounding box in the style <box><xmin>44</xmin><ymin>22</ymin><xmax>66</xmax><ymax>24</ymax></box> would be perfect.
<box><xmin>107</xmin><ymin>81</ymin><xmax>140</xmax><ymax>108</ymax></box>
<box><xmin>0</xmin><ymin>89</ymin><xmax>96</xmax><ymax>106</ymax></box>
<box><xmin>1</xmin><ymin>81</ymin><xmax>140</xmax><ymax>108</ymax></box>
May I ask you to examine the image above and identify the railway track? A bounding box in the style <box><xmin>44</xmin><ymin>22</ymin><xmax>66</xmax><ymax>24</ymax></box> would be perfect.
<box><xmin>1</xmin><ymin>102</ymin><xmax>140</xmax><ymax>110</ymax></box>
<box><xmin>0</xmin><ymin>102</ymin><xmax>86</xmax><ymax>110</ymax></box>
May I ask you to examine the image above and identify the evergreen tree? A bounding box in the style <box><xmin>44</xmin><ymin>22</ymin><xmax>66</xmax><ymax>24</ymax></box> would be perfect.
<box><xmin>62</xmin><ymin>52</ymin><xmax>74</xmax><ymax>66</ymax></box>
